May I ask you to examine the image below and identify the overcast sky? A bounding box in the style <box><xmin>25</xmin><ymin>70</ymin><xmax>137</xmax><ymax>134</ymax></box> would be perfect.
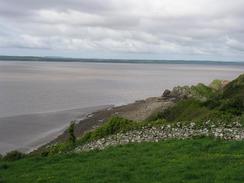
<box><xmin>0</xmin><ymin>0</ymin><xmax>244</xmax><ymax>61</ymax></box>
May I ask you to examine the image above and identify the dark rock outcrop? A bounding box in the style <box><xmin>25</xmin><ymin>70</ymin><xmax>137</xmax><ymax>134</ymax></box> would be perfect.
<box><xmin>162</xmin><ymin>89</ymin><xmax>171</xmax><ymax>97</ymax></box>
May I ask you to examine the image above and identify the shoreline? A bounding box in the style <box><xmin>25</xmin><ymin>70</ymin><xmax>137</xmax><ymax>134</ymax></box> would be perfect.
<box><xmin>1</xmin><ymin>95</ymin><xmax>174</xmax><ymax>155</ymax></box>
<box><xmin>40</xmin><ymin>96</ymin><xmax>175</xmax><ymax>151</ymax></box>
<box><xmin>0</xmin><ymin>105</ymin><xmax>110</xmax><ymax>154</ymax></box>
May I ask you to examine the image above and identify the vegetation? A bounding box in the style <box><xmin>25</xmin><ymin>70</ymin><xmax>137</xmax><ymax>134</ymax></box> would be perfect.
<box><xmin>190</xmin><ymin>83</ymin><xmax>215</xmax><ymax>99</ymax></box>
<box><xmin>77</xmin><ymin>116</ymin><xmax>168</xmax><ymax>146</ymax></box>
<box><xmin>2</xmin><ymin>151</ymin><xmax>25</xmax><ymax>161</ymax></box>
<box><xmin>21</xmin><ymin>74</ymin><xmax>244</xmax><ymax>156</ymax></box>
<box><xmin>0</xmin><ymin>139</ymin><xmax>243</xmax><ymax>183</ymax></box>
<box><xmin>152</xmin><ymin>74</ymin><xmax>244</xmax><ymax>123</ymax></box>
<box><xmin>1</xmin><ymin>74</ymin><xmax>244</xmax><ymax>182</ymax></box>
<box><xmin>68</xmin><ymin>121</ymin><xmax>76</xmax><ymax>145</ymax></box>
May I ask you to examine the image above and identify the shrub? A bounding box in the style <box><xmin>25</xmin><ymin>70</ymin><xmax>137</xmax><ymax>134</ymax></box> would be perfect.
<box><xmin>218</xmin><ymin>97</ymin><xmax>243</xmax><ymax>115</ymax></box>
<box><xmin>78</xmin><ymin>116</ymin><xmax>137</xmax><ymax>144</ymax></box>
<box><xmin>191</xmin><ymin>83</ymin><xmax>215</xmax><ymax>99</ymax></box>
<box><xmin>157</xmin><ymin>99</ymin><xmax>210</xmax><ymax>122</ymax></box>
<box><xmin>68</xmin><ymin>121</ymin><xmax>76</xmax><ymax>145</ymax></box>
<box><xmin>91</xmin><ymin>116</ymin><xmax>134</xmax><ymax>137</ymax></box>
<box><xmin>209</xmin><ymin>79</ymin><xmax>223</xmax><ymax>91</ymax></box>
<box><xmin>3</xmin><ymin>151</ymin><xmax>25</xmax><ymax>161</ymax></box>
<box><xmin>47</xmin><ymin>143</ymin><xmax>73</xmax><ymax>155</ymax></box>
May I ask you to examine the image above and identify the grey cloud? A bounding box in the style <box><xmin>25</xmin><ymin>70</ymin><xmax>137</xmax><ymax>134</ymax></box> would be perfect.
<box><xmin>0</xmin><ymin>0</ymin><xmax>244</xmax><ymax>60</ymax></box>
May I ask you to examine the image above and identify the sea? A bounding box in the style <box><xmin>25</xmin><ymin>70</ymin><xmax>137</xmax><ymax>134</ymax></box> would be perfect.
<box><xmin>0</xmin><ymin>60</ymin><xmax>243</xmax><ymax>153</ymax></box>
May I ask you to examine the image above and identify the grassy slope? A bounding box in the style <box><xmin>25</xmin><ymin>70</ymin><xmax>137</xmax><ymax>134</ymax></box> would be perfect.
<box><xmin>153</xmin><ymin>74</ymin><xmax>244</xmax><ymax>123</ymax></box>
<box><xmin>1</xmin><ymin>138</ymin><xmax>244</xmax><ymax>183</ymax></box>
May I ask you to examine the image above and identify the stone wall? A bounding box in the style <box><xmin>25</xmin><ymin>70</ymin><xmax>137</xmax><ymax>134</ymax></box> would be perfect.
<box><xmin>75</xmin><ymin>121</ymin><xmax>244</xmax><ymax>152</ymax></box>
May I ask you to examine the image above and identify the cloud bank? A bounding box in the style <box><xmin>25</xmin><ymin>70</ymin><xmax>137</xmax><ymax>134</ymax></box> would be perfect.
<box><xmin>0</xmin><ymin>0</ymin><xmax>244</xmax><ymax>61</ymax></box>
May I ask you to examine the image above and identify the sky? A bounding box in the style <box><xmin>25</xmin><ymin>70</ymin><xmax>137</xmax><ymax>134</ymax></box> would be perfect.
<box><xmin>0</xmin><ymin>0</ymin><xmax>244</xmax><ymax>61</ymax></box>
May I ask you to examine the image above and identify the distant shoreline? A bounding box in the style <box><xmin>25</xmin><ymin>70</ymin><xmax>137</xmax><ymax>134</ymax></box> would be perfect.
<box><xmin>0</xmin><ymin>55</ymin><xmax>244</xmax><ymax>65</ymax></box>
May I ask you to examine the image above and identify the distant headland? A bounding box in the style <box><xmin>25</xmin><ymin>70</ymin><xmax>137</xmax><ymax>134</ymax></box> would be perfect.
<box><xmin>0</xmin><ymin>55</ymin><xmax>244</xmax><ymax>65</ymax></box>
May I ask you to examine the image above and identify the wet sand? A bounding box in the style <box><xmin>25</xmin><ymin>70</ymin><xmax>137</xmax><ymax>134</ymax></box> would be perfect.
<box><xmin>0</xmin><ymin>106</ymin><xmax>109</xmax><ymax>154</ymax></box>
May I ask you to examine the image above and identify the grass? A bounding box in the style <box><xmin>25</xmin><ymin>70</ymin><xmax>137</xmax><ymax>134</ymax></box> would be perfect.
<box><xmin>191</xmin><ymin>83</ymin><xmax>215</xmax><ymax>99</ymax></box>
<box><xmin>0</xmin><ymin>138</ymin><xmax>244</xmax><ymax>183</ymax></box>
<box><xmin>149</xmin><ymin>99</ymin><xmax>239</xmax><ymax>125</ymax></box>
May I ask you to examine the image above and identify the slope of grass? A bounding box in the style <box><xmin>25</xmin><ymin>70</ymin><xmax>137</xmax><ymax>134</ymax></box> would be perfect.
<box><xmin>153</xmin><ymin>74</ymin><xmax>244</xmax><ymax>122</ymax></box>
<box><xmin>1</xmin><ymin>138</ymin><xmax>243</xmax><ymax>183</ymax></box>
<box><xmin>223</xmin><ymin>74</ymin><xmax>244</xmax><ymax>99</ymax></box>
<box><xmin>204</xmin><ymin>74</ymin><xmax>244</xmax><ymax>115</ymax></box>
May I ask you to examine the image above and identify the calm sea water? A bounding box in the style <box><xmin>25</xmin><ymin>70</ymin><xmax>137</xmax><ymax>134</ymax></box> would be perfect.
<box><xmin>0</xmin><ymin>61</ymin><xmax>243</xmax><ymax>153</ymax></box>
<box><xmin>1</xmin><ymin>61</ymin><xmax>243</xmax><ymax>118</ymax></box>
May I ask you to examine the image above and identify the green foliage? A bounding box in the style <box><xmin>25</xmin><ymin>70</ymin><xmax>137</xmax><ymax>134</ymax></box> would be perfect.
<box><xmin>191</xmin><ymin>83</ymin><xmax>215</xmax><ymax>99</ymax></box>
<box><xmin>223</xmin><ymin>74</ymin><xmax>244</xmax><ymax>99</ymax></box>
<box><xmin>47</xmin><ymin>142</ymin><xmax>74</xmax><ymax>156</ymax></box>
<box><xmin>78</xmin><ymin>116</ymin><xmax>167</xmax><ymax>145</ymax></box>
<box><xmin>204</xmin><ymin>75</ymin><xmax>244</xmax><ymax>115</ymax></box>
<box><xmin>152</xmin><ymin>98</ymin><xmax>240</xmax><ymax>125</ymax></box>
<box><xmin>78</xmin><ymin>116</ymin><xmax>138</xmax><ymax>144</ymax></box>
<box><xmin>1</xmin><ymin>139</ymin><xmax>244</xmax><ymax>183</ymax></box>
<box><xmin>68</xmin><ymin>121</ymin><xmax>76</xmax><ymax>145</ymax></box>
<box><xmin>209</xmin><ymin>79</ymin><xmax>223</xmax><ymax>91</ymax></box>
<box><xmin>3</xmin><ymin>151</ymin><xmax>25</xmax><ymax>161</ymax></box>
<box><xmin>152</xmin><ymin>74</ymin><xmax>244</xmax><ymax>123</ymax></box>
<box><xmin>158</xmin><ymin>99</ymin><xmax>209</xmax><ymax>122</ymax></box>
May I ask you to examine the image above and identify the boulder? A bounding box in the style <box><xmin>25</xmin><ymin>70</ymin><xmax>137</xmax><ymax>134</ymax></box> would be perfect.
<box><xmin>162</xmin><ymin>89</ymin><xmax>171</xmax><ymax>97</ymax></box>
<box><xmin>170</xmin><ymin>86</ymin><xmax>191</xmax><ymax>99</ymax></box>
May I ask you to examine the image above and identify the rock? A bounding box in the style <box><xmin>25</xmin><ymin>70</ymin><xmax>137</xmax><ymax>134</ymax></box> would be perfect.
<box><xmin>162</xmin><ymin>89</ymin><xmax>171</xmax><ymax>97</ymax></box>
<box><xmin>170</xmin><ymin>86</ymin><xmax>191</xmax><ymax>99</ymax></box>
<box><xmin>75</xmin><ymin>121</ymin><xmax>244</xmax><ymax>153</ymax></box>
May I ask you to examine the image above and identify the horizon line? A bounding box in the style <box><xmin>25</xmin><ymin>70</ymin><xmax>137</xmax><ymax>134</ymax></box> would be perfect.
<box><xmin>0</xmin><ymin>55</ymin><xmax>244</xmax><ymax>64</ymax></box>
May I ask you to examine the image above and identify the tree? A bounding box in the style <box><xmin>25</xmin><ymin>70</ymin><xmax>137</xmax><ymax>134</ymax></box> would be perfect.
<box><xmin>68</xmin><ymin>121</ymin><xmax>76</xmax><ymax>145</ymax></box>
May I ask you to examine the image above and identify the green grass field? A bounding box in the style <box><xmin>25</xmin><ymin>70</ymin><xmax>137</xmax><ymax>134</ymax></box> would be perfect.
<box><xmin>1</xmin><ymin>138</ymin><xmax>244</xmax><ymax>183</ymax></box>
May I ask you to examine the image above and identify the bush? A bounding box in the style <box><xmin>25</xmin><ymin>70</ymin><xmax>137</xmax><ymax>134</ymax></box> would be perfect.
<box><xmin>191</xmin><ymin>83</ymin><xmax>215</xmax><ymax>99</ymax></box>
<box><xmin>3</xmin><ymin>151</ymin><xmax>25</xmax><ymax>161</ymax></box>
<box><xmin>209</xmin><ymin>79</ymin><xmax>223</xmax><ymax>91</ymax></box>
<box><xmin>78</xmin><ymin>116</ymin><xmax>139</xmax><ymax>145</ymax></box>
<box><xmin>156</xmin><ymin>99</ymin><xmax>210</xmax><ymax>122</ymax></box>
<box><xmin>85</xmin><ymin>117</ymin><xmax>134</xmax><ymax>141</ymax></box>
<box><xmin>68</xmin><ymin>121</ymin><xmax>76</xmax><ymax>145</ymax></box>
<box><xmin>47</xmin><ymin>143</ymin><xmax>74</xmax><ymax>155</ymax></box>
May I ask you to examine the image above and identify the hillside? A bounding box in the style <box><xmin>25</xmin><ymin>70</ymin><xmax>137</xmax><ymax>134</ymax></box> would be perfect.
<box><xmin>1</xmin><ymin>139</ymin><xmax>244</xmax><ymax>183</ymax></box>
<box><xmin>0</xmin><ymin>74</ymin><xmax>244</xmax><ymax>182</ymax></box>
